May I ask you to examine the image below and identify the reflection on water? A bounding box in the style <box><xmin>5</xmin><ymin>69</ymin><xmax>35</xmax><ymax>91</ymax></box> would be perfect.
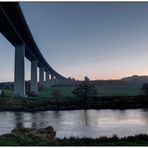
<box><xmin>1</xmin><ymin>109</ymin><xmax>148</xmax><ymax>138</ymax></box>
<box><xmin>14</xmin><ymin>112</ymin><xmax>23</xmax><ymax>128</ymax></box>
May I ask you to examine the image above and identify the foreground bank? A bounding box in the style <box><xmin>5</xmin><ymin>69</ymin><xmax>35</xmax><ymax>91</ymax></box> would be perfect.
<box><xmin>0</xmin><ymin>126</ymin><xmax>148</xmax><ymax>146</ymax></box>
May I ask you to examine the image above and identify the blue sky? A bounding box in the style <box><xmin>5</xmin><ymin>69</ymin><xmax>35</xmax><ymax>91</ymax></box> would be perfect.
<box><xmin>0</xmin><ymin>2</ymin><xmax>148</xmax><ymax>82</ymax></box>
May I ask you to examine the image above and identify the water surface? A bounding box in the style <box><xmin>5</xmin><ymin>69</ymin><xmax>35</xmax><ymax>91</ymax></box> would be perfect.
<box><xmin>0</xmin><ymin>109</ymin><xmax>148</xmax><ymax>138</ymax></box>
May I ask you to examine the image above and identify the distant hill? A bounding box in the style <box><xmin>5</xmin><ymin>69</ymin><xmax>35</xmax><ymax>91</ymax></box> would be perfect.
<box><xmin>91</xmin><ymin>75</ymin><xmax>148</xmax><ymax>85</ymax></box>
<box><xmin>0</xmin><ymin>82</ymin><xmax>14</xmax><ymax>89</ymax></box>
<box><xmin>121</xmin><ymin>75</ymin><xmax>148</xmax><ymax>84</ymax></box>
<box><xmin>0</xmin><ymin>75</ymin><xmax>148</xmax><ymax>88</ymax></box>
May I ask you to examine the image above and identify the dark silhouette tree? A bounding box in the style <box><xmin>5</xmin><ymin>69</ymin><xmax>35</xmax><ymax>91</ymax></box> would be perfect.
<box><xmin>1</xmin><ymin>90</ymin><xmax>5</xmax><ymax>97</ymax></box>
<box><xmin>72</xmin><ymin>82</ymin><xmax>97</xmax><ymax>108</ymax></box>
<box><xmin>141</xmin><ymin>83</ymin><xmax>148</xmax><ymax>96</ymax></box>
<box><xmin>84</xmin><ymin>76</ymin><xmax>89</xmax><ymax>81</ymax></box>
<box><xmin>68</xmin><ymin>77</ymin><xmax>72</xmax><ymax>80</ymax></box>
<box><xmin>72</xmin><ymin>78</ymin><xmax>75</xmax><ymax>81</ymax></box>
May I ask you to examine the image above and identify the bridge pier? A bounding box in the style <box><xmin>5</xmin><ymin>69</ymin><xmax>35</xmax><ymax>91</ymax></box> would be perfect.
<box><xmin>39</xmin><ymin>67</ymin><xmax>44</xmax><ymax>89</ymax></box>
<box><xmin>55</xmin><ymin>77</ymin><xmax>59</xmax><ymax>85</ymax></box>
<box><xmin>14</xmin><ymin>44</ymin><xmax>25</xmax><ymax>97</ymax></box>
<box><xmin>58</xmin><ymin>78</ymin><xmax>62</xmax><ymax>84</ymax></box>
<box><xmin>31</xmin><ymin>60</ymin><xmax>38</xmax><ymax>94</ymax></box>
<box><xmin>54</xmin><ymin>76</ymin><xmax>56</xmax><ymax>85</ymax></box>
<box><xmin>61</xmin><ymin>79</ymin><xmax>64</xmax><ymax>84</ymax></box>
<box><xmin>51</xmin><ymin>75</ymin><xmax>55</xmax><ymax>86</ymax></box>
<box><xmin>45</xmin><ymin>71</ymin><xmax>50</xmax><ymax>88</ymax></box>
<box><xmin>57</xmin><ymin>78</ymin><xmax>61</xmax><ymax>85</ymax></box>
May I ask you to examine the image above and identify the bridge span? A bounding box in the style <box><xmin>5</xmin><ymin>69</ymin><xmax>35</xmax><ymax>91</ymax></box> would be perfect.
<box><xmin>0</xmin><ymin>2</ymin><xmax>68</xmax><ymax>97</ymax></box>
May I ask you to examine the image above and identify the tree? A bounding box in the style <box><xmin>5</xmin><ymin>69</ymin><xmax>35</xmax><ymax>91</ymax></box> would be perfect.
<box><xmin>68</xmin><ymin>77</ymin><xmax>72</xmax><ymax>80</ymax></box>
<box><xmin>71</xmin><ymin>78</ymin><xmax>75</xmax><ymax>81</ymax></box>
<box><xmin>72</xmin><ymin>82</ymin><xmax>97</xmax><ymax>104</ymax></box>
<box><xmin>84</xmin><ymin>76</ymin><xmax>89</xmax><ymax>81</ymax></box>
<box><xmin>1</xmin><ymin>90</ymin><xmax>5</xmax><ymax>97</ymax></box>
<box><xmin>141</xmin><ymin>83</ymin><xmax>148</xmax><ymax>96</ymax></box>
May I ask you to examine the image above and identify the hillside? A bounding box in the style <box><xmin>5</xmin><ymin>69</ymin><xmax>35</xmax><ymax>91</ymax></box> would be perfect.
<box><xmin>0</xmin><ymin>75</ymin><xmax>148</xmax><ymax>89</ymax></box>
<box><xmin>121</xmin><ymin>75</ymin><xmax>148</xmax><ymax>84</ymax></box>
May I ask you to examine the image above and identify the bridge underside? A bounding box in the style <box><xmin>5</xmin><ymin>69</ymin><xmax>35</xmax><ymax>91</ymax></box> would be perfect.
<box><xmin>0</xmin><ymin>2</ymin><xmax>67</xmax><ymax>97</ymax></box>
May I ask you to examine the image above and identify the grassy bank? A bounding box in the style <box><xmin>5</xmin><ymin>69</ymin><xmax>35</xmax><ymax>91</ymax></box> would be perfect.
<box><xmin>33</xmin><ymin>84</ymin><xmax>142</xmax><ymax>97</ymax></box>
<box><xmin>2</xmin><ymin>84</ymin><xmax>141</xmax><ymax>98</ymax></box>
<box><xmin>0</xmin><ymin>95</ymin><xmax>148</xmax><ymax>111</ymax></box>
<box><xmin>1</xmin><ymin>128</ymin><xmax>148</xmax><ymax>146</ymax></box>
<box><xmin>0</xmin><ymin>84</ymin><xmax>146</xmax><ymax>111</ymax></box>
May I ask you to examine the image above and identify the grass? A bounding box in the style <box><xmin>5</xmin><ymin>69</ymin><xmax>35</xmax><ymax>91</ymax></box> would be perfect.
<box><xmin>2</xmin><ymin>84</ymin><xmax>142</xmax><ymax>98</ymax></box>
<box><xmin>39</xmin><ymin>84</ymin><xmax>142</xmax><ymax>98</ymax></box>
<box><xmin>38</xmin><ymin>86</ymin><xmax>74</xmax><ymax>98</ymax></box>
<box><xmin>1</xmin><ymin>130</ymin><xmax>148</xmax><ymax>146</ymax></box>
<box><xmin>36</xmin><ymin>84</ymin><xmax>142</xmax><ymax>98</ymax></box>
<box><xmin>0</xmin><ymin>84</ymin><xmax>145</xmax><ymax>111</ymax></box>
<box><xmin>0</xmin><ymin>95</ymin><xmax>148</xmax><ymax>111</ymax></box>
<box><xmin>1</xmin><ymin>89</ymin><xmax>13</xmax><ymax>97</ymax></box>
<box><xmin>95</xmin><ymin>84</ymin><xmax>141</xmax><ymax>96</ymax></box>
<box><xmin>54</xmin><ymin>135</ymin><xmax>148</xmax><ymax>146</ymax></box>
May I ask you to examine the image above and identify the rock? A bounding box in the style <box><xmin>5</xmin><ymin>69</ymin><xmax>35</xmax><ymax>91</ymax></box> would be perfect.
<box><xmin>11</xmin><ymin>126</ymin><xmax>56</xmax><ymax>140</ymax></box>
<box><xmin>38</xmin><ymin>126</ymin><xmax>56</xmax><ymax>139</ymax></box>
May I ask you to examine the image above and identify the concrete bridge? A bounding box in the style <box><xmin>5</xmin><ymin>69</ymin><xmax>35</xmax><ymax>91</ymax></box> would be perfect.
<box><xmin>0</xmin><ymin>2</ymin><xmax>68</xmax><ymax>97</ymax></box>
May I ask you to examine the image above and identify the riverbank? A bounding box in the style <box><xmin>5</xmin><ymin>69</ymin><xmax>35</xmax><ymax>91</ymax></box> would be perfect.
<box><xmin>0</xmin><ymin>127</ymin><xmax>148</xmax><ymax>146</ymax></box>
<box><xmin>0</xmin><ymin>95</ymin><xmax>148</xmax><ymax>111</ymax></box>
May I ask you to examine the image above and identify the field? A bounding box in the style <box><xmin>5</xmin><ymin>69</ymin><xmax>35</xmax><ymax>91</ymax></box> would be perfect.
<box><xmin>38</xmin><ymin>84</ymin><xmax>142</xmax><ymax>98</ymax></box>
<box><xmin>2</xmin><ymin>84</ymin><xmax>142</xmax><ymax>98</ymax></box>
<box><xmin>95</xmin><ymin>84</ymin><xmax>142</xmax><ymax>96</ymax></box>
<box><xmin>0</xmin><ymin>84</ymin><xmax>147</xmax><ymax>111</ymax></box>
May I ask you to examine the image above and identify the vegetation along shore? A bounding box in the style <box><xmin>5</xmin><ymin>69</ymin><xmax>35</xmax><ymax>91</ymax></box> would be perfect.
<box><xmin>0</xmin><ymin>80</ymin><xmax>148</xmax><ymax>111</ymax></box>
<box><xmin>0</xmin><ymin>126</ymin><xmax>148</xmax><ymax>146</ymax></box>
<box><xmin>1</xmin><ymin>95</ymin><xmax>148</xmax><ymax>111</ymax></box>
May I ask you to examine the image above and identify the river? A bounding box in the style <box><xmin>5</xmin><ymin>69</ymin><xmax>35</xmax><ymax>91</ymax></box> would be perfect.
<box><xmin>0</xmin><ymin>109</ymin><xmax>148</xmax><ymax>138</ymax></box>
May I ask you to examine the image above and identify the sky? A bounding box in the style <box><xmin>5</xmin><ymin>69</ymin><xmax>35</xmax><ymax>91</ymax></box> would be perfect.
<box><xmin>0</xmin><ymin>2</ymin><xmax>148</xmax><ymax>82</ymax></box>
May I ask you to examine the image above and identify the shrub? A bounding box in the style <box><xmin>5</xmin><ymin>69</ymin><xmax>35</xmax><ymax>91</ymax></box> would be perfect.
<box><xmin>141</xmin><ymin>83</ymin><xmax>148</xmax><ymax>96</ymax></box>
<box><xmin>72</xmin><ymin>82</ymin><xmax>97</xmax><ymax>102</ymax></box>
<box><xmin>72</xmin><ymin>82</ymin><xmax>97</xmax><ymax>109</ymax></box>
<box><xmin>1</xmin><ymin>90</ymin><xmax>5</xmax><ymax>97</ymax></box>
<box><xmin>11</xmin><ymin>126</ymin><xmax>56</xmax><ymax>145</ymax></box>
<box><xmin>51</xmin><ymin>89</ymin><xmax>62</xmax><ymax>100</ymax></box>
<box><xmin>27</xmin><ymin>91</ymin><xmax>38</xmax><ymax>97</ymax></box>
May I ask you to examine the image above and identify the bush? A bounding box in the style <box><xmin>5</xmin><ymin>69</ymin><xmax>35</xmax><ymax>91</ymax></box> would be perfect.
<box><xmin>38</xmin><ymin>83</ymin><xmax>44</xmax><ymax>91</ymax></box>
<box><xmin>72</xmin><ymin>82</ymin><xmax>97</xmax><ymax>109</ymax></box>
<box><xmin>27</xmin><ymin>91</ymin><xmax>38</xmax><ymax>97</ymax></box>
<box><xmin>11</xmin><ymin>126</ymin><xmax>56</xmax><ymax>145</ymax></box>
<box><xmin>51</xmin><ymin>89</ymin><xmax>62</xmax><ymax>100</ymax></box>
<box><xmin>72</xmin><ymin>82</ymin><xmax>97</xmax><ymax>101</ymax></box>
<box><xmin>1</xmin><ymin>90</ymin><xmax>5</xmax><ymax>97</ymax></box>
<box><xmin>141</xmin><ymin>83</ymin><xmax>148</xmax><ymax>96</ymax></box>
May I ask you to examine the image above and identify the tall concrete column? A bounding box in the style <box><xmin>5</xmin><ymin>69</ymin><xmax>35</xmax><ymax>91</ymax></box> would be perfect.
<box><xmin>45</xmin><ymin>71</ymin><xmax>50</xmax><ymax>88</ymax></box>
<box><xmin>31</xmin><ymin>60</ymin><xmax>38</xmax><ymax>94</ymax></box>
<box><xmin>54</xmin><ymin>76</ymin><xmax>56</xmax><ymax>85</ymax></box>
<box><xmin>51</xmin><ymin>75</ymin><xmax>54</xmax><ymax>86</ymax></box>
<box><xmin>58</xmin><ymin>78</ymin><xmax>61</xmax><ymax>85</ymax></box>
<box><xmin>59</xmin><ymin>79</ymin><xmax>62</xmax><ymax>84</ymax></box>
<box><xmin>62</xmin><ymin>79</ymin><xmax>66</xmax><ymax>85</ymax></box>
<box><xmin>55</xmin><ymin>77</ymin><xmax>59</xmax><ymax>85</ymax></box>
<box><xmin>14</xmin><ymin>44</ymin><xmax>25</xmax><ymax>97</ymax></box>
<box><xmin>39</xmin><ymin>67</ymin><xmax>44</xmax><ymax>88</ymax></box>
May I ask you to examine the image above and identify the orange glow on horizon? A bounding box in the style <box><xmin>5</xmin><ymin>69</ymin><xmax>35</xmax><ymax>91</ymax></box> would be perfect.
<box><xmin>72</xmin><ymin>71</ymin><xmax>148</xmax><ymax>81</ymax></box>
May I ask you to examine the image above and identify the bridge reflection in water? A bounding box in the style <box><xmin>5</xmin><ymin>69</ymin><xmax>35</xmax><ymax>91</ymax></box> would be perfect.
<box><xmin>0</xmin><ymin>109</ymin><xmax>148</xmax><ymax>138</ymax></box>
